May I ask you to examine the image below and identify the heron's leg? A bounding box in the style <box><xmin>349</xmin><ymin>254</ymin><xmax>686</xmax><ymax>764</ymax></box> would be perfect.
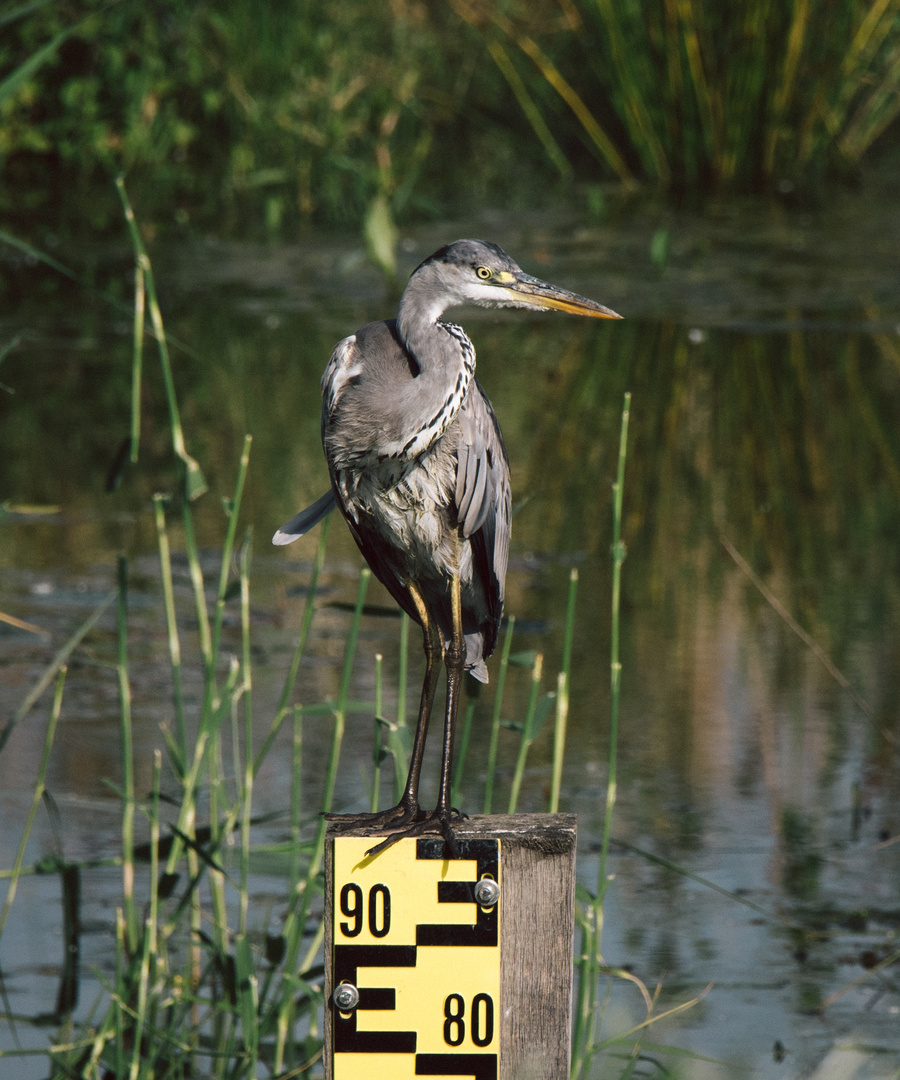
<box><xmin>324</xmin><ymin>581</ymin><xmax>442</xmax><ymax>831</ymax></box>
<box><xmin>435</xmin><ymin>572</ymin><xmax>465</xmax><ymax>818</ymax></box>
<box><xmin>398</xmin><ymin>581</ymin><xmax>443</xmax><ymax>809</ymax></box>
<box><xmin>364</xmin><ymin>575</ymin><xmax>465</xmax><ymax>859</ymax></box>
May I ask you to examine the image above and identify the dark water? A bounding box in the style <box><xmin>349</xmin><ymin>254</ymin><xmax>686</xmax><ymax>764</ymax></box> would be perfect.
<box><xmin>2</xmin><ymin>198</ymin><xmax>900</xmax><ymax>1078</ymax></box>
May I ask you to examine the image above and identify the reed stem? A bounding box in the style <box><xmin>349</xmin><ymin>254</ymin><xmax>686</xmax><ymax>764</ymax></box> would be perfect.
<box><xmin>549</xmin><ymin>569</ymin><xmax>578</xmax><ymax>813</ymax></box>
<box><xmin>211</xmin><ymin>434</ymin><xmax>253</xmax><ymax>662</ymax></box>
<box><xmin>115</xmin><ymin>176</ymin><xmax>207</xmax><ymax>501</ymax></box>
<box><xmin>260</xmin><ymin>514</ymin><xmax>330</xmax><ymax>770</ymax></box>
<box><xmin>239</xmin><ymin>532</ymin><xmax>254</xmax><ymax>935</ymax></box>
<box><xmin>276</xmin><ymin>569</ymin><xmax>370</xmax><ymax>1006</ymax></box>
<box><xmin>129</xmin><ymin>260</ymin><xmax>144</xmax><ymax>464</ymax></box>
<box><xmin>483</xmin><ymin>615</ymin><xmax>515</xmax><ymax>814</ymax></box>
<box><xmin>116</xmin><ymin>555</ymin><xmax>137</xmax><ymax>955</ymax></box>
<box><xmin>451</xmin><ymin>699</ymin><xmax>477</xmax><ymax>808</ymax></box>
<box><xmin>153</xmin><ymin>494</ymin><xmax>187</xmax><ymax>761</ymax></box>
<box><xmin>597</xmin><ymin>391</ymin><xmax>630</xmax><ymax>908</ymax></box>
<box><xmin>507</xmin><ymin>653</ymin><xmax>543</xmax><ymax>814</ymax></box>
<box><xmin>371</xmin><ymin>652</ymin><xmax>384</xmax><ymax>811</ymax></box>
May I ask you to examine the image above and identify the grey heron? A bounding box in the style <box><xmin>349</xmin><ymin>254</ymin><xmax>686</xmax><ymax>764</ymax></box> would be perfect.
<box><xmin>274</xmin><ymin>239</ymin><xmax>620</xmax><ymax>854</ymax></box>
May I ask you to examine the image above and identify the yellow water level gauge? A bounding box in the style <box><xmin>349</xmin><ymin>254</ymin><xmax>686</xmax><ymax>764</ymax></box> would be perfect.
<box><xmin>330</xmin><ymin>835</ymin><xmax>501</xmax><ymax>1079</ymax></box>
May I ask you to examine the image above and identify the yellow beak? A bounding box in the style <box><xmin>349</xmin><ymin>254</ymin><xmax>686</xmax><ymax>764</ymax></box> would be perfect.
<box><xmin>501</xmin><ymin>273</ymin><xmax>622</xmax><ymax>319</ymax></box>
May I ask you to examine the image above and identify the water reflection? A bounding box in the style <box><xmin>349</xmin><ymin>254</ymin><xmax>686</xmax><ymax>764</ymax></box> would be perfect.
<box><xmin>2</xmin><ymin>216</ymin><xmax>900</xmax><ymax>1076</ymax></box>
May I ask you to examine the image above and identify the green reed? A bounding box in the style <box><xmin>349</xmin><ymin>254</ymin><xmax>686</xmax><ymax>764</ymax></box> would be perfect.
<box><xmin>0</xmin><ymin>190</ymin><xmax>356</xmax><ymax>1076</ymax></box>
<box><xmin>0</xmin><ymin>193</ymin><xmax>737</xmax><ymax>1078</ymax></box>
<box><xmin>10</xmin><ymin>0</ymin><xmax>899</xmax><ymax>255</ymax></box>
<box><xmin>549</xmin><ymin>568</ymin><xmax>578</xmax><ymax>814</ymax></box>
<box><xmin>4</xmin><ymin>1</ymin><xmax>512</xmax><ymax>238</ymax></box>
<box><xmin>563</xmin><ymin>390</ymin><xmax>716</xmax><ymax>1079</ymax></box>
<box><xmin>116</xmin><ymin>554</ymin><xmax>137</xmax><ymax>954</ymax></box>
<box><xmin>455</xmin><ymin>0</ymin><xmax>900</xmax><ymax>193</ymax></box>
<box><xmin>3</xmin><ymin>378</ymin><xmax>693</xmax><ymax>1077</ymax></box>
<box><xmin>153</xmin><ymin>494</ymin><xmax>187</xmax><ymax>757</ymax></box>
<box><xmin>482</xmin><ymin>615</ymin><xmax>515</xmax><ymax>814</ymax></box>
<box><xmin>597</xmin><ymin>393</ymin><xmax>630</xmax><ymax>907</ymax></box>
<box><xmin>507</xmin><ymin>652</ymin><xmax>546</xmax><ymax>814</ymax></box>
<box><xmin>571</xmin><ymin>391</ymin><xmax>630</xmax><ymax>1078</ymax></box>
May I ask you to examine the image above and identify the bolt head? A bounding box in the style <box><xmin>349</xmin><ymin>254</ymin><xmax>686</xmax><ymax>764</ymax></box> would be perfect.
<box><xmin>333</xmin><ymin>982</ymin><xmax>360</xmax><ymax>1011</ymax></box>
<box><xmin>474</xmin><ymin>877</ymin><xmax>500</xmax><ymax>907</ymax></box>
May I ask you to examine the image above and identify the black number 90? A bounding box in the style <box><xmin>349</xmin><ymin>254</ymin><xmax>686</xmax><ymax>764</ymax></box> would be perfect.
<box><xmin>339</xmin><ymin>883</ymin><xmax>391</xmax><ymax>938</ymax></box>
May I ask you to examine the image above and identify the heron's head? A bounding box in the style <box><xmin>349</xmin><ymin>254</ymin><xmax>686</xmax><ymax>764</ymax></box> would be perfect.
<box><xmin>405</xmin><ymin>239</ymin><xmax>621</xmax><ymax>321</ymax></box>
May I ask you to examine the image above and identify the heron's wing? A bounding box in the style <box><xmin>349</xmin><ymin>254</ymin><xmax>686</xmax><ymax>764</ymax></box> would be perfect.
<box><xmin>455</xmin><ymin>383</ymin><xmax>508</xmax><ymax>541</ymax></box>
<box><xmin>272</xmin><ymin>489</ymin><xmax>336</xmax><ymax>545</ymax></box>
<box><xmin>455</xmin><ymin>382</ymin><xmax>511</xmax><ymax>657</ymax></box>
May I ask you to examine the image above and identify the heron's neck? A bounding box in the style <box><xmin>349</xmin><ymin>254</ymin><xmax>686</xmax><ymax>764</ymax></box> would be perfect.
<box><xmin>393</xmin><ymin>277</ymin><xmax>475</xmax><ymax>458</ymax></box>
<box><xmin>397</xmin><ymin>279</ymin><xmax>452</xmax><ymax>366</ymax></box>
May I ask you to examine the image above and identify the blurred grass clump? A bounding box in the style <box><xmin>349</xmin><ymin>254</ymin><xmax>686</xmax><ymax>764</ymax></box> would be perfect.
<box><xmin>0</xmin><ymin>0</ymin><xmax>542</xmax><ymax>239</ymax></box>
<box><xmin>2</xmin><ymin>0</ymin><xmax>900</xmax><ymax>241</ymax></box>
<box><xmin>453</xmin><ymin>0</ymin><xmax>900</xmax><ymax>194</ymax></box>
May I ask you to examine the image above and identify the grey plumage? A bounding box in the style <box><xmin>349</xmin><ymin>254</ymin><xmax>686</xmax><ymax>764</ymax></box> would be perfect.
<box><xmin>274</xmin><ymin>239</ymin><xmax>620</xmax><ymax>853</ymax></box>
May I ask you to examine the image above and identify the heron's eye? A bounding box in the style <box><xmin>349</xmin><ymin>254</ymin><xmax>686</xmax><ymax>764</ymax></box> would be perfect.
<box><xmin>475</xmin><ymin>266</ymin><xmax>492</xmax><ymax>280</ymax></box>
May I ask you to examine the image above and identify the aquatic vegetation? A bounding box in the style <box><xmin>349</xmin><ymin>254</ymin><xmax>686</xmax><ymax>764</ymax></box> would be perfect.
<box><xmin>2</xmin><ymin>0</ymin><xmax>899</xmax><ymax>240</ymax></box>
<box><xmin>0</xmin><ymin>191</ymin><xmax>681</xmax><ymax>1078</ymax></box>
<box><xmin>3</xmin><ymin>185</ymin><xmax>900</xmax><ymax>1074</ymax></box>
<box><xmin>0</xmin><ymin>0</ymin><xmax>522</xmax><ymax>237</ymax></box>
<box><xmin>453</xmin><ymin>0</ymin><xmax>900</xmax><ymax>194</ymax></box>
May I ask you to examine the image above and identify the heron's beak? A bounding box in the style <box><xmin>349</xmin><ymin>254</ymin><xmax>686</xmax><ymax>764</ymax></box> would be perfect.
<box><xmin>502</xmin><ymin>272</ymin><xmax>622</xmax><ymax>319</ymax></box>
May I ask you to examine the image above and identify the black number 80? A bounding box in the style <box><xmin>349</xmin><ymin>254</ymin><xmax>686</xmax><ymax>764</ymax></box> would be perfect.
<box><xmin>443</xmin><ymin>992</ymin><xmax>494</xmax><ymax>1047</ymax></box>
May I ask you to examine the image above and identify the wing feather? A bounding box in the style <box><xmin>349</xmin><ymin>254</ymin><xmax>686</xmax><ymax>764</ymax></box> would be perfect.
<box><xmin>455</xmin><ymin>380</ymin><xmax>511</xmax><ymax>661</ymax></box>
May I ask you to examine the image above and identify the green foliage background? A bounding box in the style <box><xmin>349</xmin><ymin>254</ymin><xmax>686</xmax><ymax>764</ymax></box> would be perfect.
<box><xmin>2</xmin><ymin>0</ymin><xmax>900</xmax><ymax>237</ymax></box>
<box><xmin>1</xmin><ymin>0</ymin><xmax>537</xmax><ymax>236</ymax></box>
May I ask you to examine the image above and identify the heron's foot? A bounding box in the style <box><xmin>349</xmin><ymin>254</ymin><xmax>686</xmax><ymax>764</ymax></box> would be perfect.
<box><xmin>363</xmin><ymin>807</ymin><xmax>465</xmax><ymax>859</ymax></box>
<box><xmin>323</xmin><ymin>799</ymin><xmax>421</xmax><ymax>833</ymax></box>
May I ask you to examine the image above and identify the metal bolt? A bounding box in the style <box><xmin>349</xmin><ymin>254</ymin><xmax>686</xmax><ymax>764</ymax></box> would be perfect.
<box><xmin>474</xmin><ymin>877</ymin><xmax>500</xmax><ymax>908</ymax></box>
<box><xmin>333</xmin><ymin>982</ymin><xmax>360</xmax><ymax>1011</ymax></box>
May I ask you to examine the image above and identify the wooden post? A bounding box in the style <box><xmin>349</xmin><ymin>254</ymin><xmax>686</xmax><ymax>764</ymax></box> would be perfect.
<box><xmin>324</xmin><ymin>813</ymin><xmax>577</xmax><ymax>1080</ymax></box>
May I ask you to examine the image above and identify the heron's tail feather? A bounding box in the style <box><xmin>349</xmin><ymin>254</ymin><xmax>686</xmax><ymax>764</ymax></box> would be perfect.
<box><xmin>272</xmin><ymin>489</ymin><xmax>336</xmax><ymax>545</ymax></box>
<box><xmin>464</xmin><ymin>632</ymin><xmax>489</xmax><ymax>683</ymax></box>
<box><xmin>467</xmin><ymin>659</ymin><xmax>489</xmax><ymax>683</ymax></box>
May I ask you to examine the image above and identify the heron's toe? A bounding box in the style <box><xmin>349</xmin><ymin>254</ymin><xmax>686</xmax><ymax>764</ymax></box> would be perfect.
<box><xmin>324</xmin><ymin>799</ymin><xmax>421</xmax><ymax>834</ymax></box>
<box><xmin>362</xmin><ymin>808</ymin><xmax>461</xmax><ymax>858</ymax></box>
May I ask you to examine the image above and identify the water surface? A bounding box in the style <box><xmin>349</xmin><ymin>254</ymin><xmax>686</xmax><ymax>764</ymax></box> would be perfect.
<box><xmin>2</xmin><ymin>197</ymin><xmax>900</xmax><ymax>1077</ymax></box>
